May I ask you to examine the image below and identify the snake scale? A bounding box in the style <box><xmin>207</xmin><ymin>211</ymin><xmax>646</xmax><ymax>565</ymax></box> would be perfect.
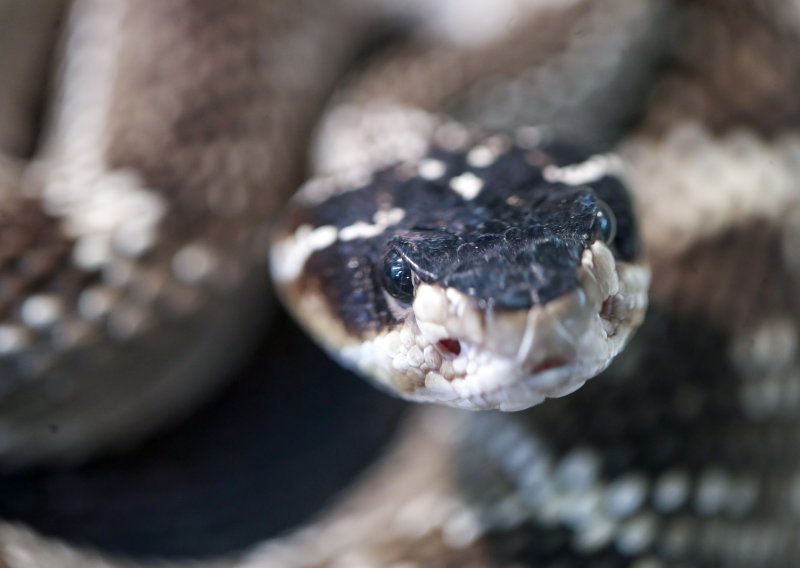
<box><xmin>1</xmin><ymin>0</ymin><xmax>800</xmax><ymax>566</ymax></box>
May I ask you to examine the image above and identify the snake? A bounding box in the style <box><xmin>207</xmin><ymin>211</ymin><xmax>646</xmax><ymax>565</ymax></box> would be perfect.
<box><xmin>1</xmin><ymin>0</ymin><xmax>800</xmax><ymax>566</ymax></box>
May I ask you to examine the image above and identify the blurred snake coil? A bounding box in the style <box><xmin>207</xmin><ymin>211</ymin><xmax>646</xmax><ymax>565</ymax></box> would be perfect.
<box><xmin>1</xmin><ymin>0</ymin><xmax>800</xmax><ymax>566</ymax></box>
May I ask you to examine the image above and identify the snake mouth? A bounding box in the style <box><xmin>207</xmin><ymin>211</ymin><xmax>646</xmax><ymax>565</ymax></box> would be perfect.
<box><xmin>436</xmin><ymin>338</ymin><xmax>462</xmax><ymax>356</ymax></box>
<box><xmin>293</xmin><ymin>240</ymin><xmax>648</xmax><ymax>412</ymax></box>
<box><xmin>529</xmin><ymin>358</ymin><xmax>568</xmax><ymax>374</ymax></box>
<box><xmin>385</xmin><ymin>240</ymin><xmax>650</xmax><ymax>410</ymax></box>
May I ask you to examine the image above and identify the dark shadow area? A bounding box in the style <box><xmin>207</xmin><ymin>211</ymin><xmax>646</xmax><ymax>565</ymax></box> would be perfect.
<box><xmin>0</xmin><ymin>309</ymin><xmax>408</xmax><ymax>559</ymax></box>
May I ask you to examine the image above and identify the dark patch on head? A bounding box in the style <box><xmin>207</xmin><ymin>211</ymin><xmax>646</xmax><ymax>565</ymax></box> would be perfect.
<box><xmin>303</xmin><ymin>238</ymin><xmax>393</xmax><ymax>334</ymax></box>
<box><xmin>291</xmin><ymin>141</ymin><xmax>639</xmax><ymax>335</ymax></box>
<box><xmin>389</xmin><ymin>186</ymin><xmax>596</xmax><ymax>309</ymax></box>
<box><xmin>592</xmin><ymin>174</ymin><xmax>639</xmax><ymax>261</ymax></box>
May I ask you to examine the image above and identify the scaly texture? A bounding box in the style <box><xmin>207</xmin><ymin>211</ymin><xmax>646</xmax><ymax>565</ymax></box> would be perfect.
<box><xmin>0</xmin><ymin>0</ymin><xmax>366</xmax><ymax>468</ymax></box>
<box><xmin>2</xmin><ymin>0</ymin><xmax>800</xmax><ymax>567</ymax></box>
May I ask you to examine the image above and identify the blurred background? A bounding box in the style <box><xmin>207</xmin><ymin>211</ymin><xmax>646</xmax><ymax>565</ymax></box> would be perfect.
<box><xmin>0</xmin><ymin>0</ymin><xmax>799</xmax><ymax>566</ymax></box>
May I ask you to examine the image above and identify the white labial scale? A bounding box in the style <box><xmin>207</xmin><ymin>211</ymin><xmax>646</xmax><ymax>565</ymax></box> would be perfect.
<box><xmin>406</xmin><ymin>345</ymin><xmax>424</xmax><ymax>368</ymax></box>
<box><xmin>341</xmin><ymin>238</ymin><xmax>648</xmax><ymax>410</ymax></box>
<box><xmin>586</xmin><ymin>241</ymin><xmax>620</xmax><ymax>298</ymax></box>
<box><xmin>341</xmin><ymin>322</ymin><xmax>446</xmax><ymax>398</ymax></box>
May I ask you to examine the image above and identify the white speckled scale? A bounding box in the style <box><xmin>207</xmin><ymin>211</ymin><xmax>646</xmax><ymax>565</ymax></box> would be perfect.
<box><xmin>0</xmin><ymin>0</ymin><xmax>369</xmax><ymax>468</ymax></box>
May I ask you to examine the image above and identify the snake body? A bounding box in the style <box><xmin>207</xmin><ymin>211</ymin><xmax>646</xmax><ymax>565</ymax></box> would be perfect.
<box><xmin>0</xmin><ymin>0</ymin><xmax>367</xmax><ymax>468</ymax></box>
<box><xmin>2</xmin><ymin>0</ymin><xmax>800</xmax><ymax>566</ymax></box>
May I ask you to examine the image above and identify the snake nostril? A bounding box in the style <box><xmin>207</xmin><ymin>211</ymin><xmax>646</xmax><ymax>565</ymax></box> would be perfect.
<box><xmin>437</xmin><ymin>338</ymin><xmax>461</xmax><ymax>356</ymax></box>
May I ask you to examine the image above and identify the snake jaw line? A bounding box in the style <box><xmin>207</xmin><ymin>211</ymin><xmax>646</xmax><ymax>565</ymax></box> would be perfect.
<box><xmin>332</xmin><ymin>243</ymin><xmax>648</xmax><ymax>411</ymax></box>
<box><xmin>272</xmin><ymin>133</ymin><xmax>648</xmax><ymax>410</ymax></box>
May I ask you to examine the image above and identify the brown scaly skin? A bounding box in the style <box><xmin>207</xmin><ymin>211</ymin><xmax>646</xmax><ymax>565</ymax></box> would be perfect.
<box><xmin>0</xmin><ymin>0</ymin><xmax>370</xmax><ymax>468</ymax></box>
<box><xmin>3</xmin><ymin>1</ymin><xmax>800</xmax><ymax>567</ymax></box>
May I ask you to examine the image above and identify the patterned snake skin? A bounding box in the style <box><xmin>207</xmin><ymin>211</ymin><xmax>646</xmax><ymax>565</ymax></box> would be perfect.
<box><xmin>2</xmin><ymin>0</ymin><xmax>800</xmax><ymax>566</ymax></box>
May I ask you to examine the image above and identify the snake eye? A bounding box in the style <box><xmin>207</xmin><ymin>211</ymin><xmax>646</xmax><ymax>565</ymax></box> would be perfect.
<box><xmin>383</xmin><ymin>250</ymin><xmax>415</xmax><ymax>304</ymax></box>
<box><xmin>595</xmin><ymin>201</ymin><xmax>617</xmax><ymax>244</ymax></box>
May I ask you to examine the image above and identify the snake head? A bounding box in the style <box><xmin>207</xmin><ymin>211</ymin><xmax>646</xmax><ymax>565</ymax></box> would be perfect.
<box><xmin>271</xmin><ymin>137</ymin><xmax>649</xmax><ymax>411</ymax></box>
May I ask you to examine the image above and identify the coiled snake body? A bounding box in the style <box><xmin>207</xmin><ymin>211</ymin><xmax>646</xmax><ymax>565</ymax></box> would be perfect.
<box><xmin>2</xmin><ymin>0</ymin><xmax>800</xmax><ymax>566</ymax></box>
